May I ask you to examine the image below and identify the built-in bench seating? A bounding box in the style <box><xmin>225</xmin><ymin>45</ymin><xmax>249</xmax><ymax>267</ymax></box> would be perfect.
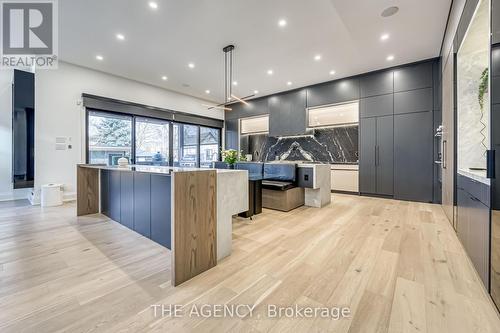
<box><xmin>261</xmin><ymin>163</ymin><xmax>305</xmax><ymax>211</ymax></box>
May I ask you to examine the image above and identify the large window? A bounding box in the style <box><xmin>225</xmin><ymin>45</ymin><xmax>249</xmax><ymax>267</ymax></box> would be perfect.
<box><xmin>86</xmin><ymin>110</ymin><xmax>221</xmax><ymax>167</ymax></box>
<box><xmin>173</xmin><ymin>124</ymin><xmax>198</xmax><ymax>167</ymax></box>
<box><xmin>87</xmin><ymin>111</ymin><xmax>132</xmax><ymax>165</ymax></box>
<box><xmin>135</xmin><ymin>117</ymin><xmax>169</xmax><ymax>165</ymax></box>
<box><xmin>200</xmin><ymin>127</ymin><xmax>220</xmax><ymax>168</ymax></box>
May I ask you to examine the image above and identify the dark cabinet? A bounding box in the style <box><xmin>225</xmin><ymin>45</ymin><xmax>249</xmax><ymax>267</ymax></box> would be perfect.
<box><xmin>360</xmin><ymin>94</ymin><xmax>393</xmax><ymax>118</ymax></box>
<box><xmin>393</xmin><ymin>62</ymin><xmax>432</xmax><ymax>92</ymax></box>
<box><xmin>133</xmin><ymin>172</ymin><xmax>151</xmax><ymax>238</ymax></box>
<box><xmin>394</xmin><ymin>111</ymin><xmax>433</xmax><ymax>202</ymax></box>
<box><xmin>269</xmin><ymin>90</ymin><xmax>307</xmax><ymax>136</ymax></box>
<box><xmin>120</xmin><ymin>172</ymin><xmax>134</xmax><ymax>229</ymax></box>
<box><xmin>306</xmin><ymin>78</ymin><xmax>360</xmax><ymax>108</ymax></box>
<box><xmin>224</xmin><ymin>118</ymin><xmax>239</xmax><ymax>150</ymax></box>
<box><xmin>359</xmin><ymin>115</ymin><xmax>393</xmax><ymax>195</ymax></box>
<box><xmin>100</xmin><ymin>170</ymin><xmax>110</xmax><ymax>216</ymax></box>
<box><xmin>360</xmin><ymin>71</ymin><xmax>394</xmax><ymax>98</ymax></box>
<box><xmin>151</xmin><ymin>175</ymin><xmax>171</xmax><ymax>249</ymax></box>
<box><xmin>457</xmin><ymin>177</ymin><xmax>490</xmax><ymax>288</ymax></box>
<box><xmin>109</xmin><ymin>170</ymin><xmax>121</xmax><ymax>223</ymax></box>
<box><xmin>394</xmin><ymin>88</ymin><xmax>433</xmax><ymax>114</ymax></box>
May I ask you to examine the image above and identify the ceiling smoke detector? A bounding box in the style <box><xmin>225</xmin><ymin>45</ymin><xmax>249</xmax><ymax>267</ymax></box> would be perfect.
<box><xmin>381</xmin><ymin>6</ymin><xmax>399</xmax><ymax>17</ymax></box>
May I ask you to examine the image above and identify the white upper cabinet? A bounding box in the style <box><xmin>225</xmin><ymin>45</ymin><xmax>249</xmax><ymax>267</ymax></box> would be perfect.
<box><xmin>308</xmin><ymin>101</ymin><xmax>359</xmax><ymax>128</ymax></box>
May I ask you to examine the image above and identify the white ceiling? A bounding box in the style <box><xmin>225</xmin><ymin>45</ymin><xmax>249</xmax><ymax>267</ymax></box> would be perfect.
<box><xmin>59</xmin><ymin>0</ymin><xmax>451</xmax><ymax>103</ymax></box>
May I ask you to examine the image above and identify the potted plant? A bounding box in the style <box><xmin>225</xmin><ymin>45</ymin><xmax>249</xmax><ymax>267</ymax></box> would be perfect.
<box><xmin>221</xmin><ymin>149</ymin><xmax>246</xmax><ymax>168</ymax></box>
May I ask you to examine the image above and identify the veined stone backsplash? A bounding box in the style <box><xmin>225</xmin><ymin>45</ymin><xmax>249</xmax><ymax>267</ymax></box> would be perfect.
<box><xmin>240</xmin><ymin>126</ymin><xmax>358</xmax><ymax>164</ymax></box>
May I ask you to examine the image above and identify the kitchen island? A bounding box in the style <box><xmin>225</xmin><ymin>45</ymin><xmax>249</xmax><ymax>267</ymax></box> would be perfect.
<box><xmin>77</xmin><ymin>164</ymin><xmax>248</xmax><ymax>286</ymax></box>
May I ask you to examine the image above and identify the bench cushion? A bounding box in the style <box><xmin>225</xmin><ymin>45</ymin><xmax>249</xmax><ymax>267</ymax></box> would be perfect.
<box><xmin>262</xmin><ymin>180</ymin><xmax>296</xmax><ymax>191</ymax></box>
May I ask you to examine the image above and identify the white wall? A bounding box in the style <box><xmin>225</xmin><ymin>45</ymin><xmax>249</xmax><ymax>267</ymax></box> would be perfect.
<box><xmin>0</xmin><ymin>61</ymin><xmax>222</xmax><ymax>201</ymax></box>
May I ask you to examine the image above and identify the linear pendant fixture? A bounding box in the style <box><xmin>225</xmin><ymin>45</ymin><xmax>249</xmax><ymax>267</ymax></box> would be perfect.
<box><xmin>207</xmin><ymin>44</ymin><xmax>254</xmax><ymax>111</ymax></box>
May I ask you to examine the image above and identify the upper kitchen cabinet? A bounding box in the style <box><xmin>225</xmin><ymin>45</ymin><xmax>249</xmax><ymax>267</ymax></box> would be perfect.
<box><xmin>226</xmin><ymin>96</ymin><xmax>269</xmax><ymax>120</ymax></box>
<box><xmin>306</xmin><ymin>78</ymin><xmax>360</xmax><ymax>108</ymax></box>
<box><xmin>393</xmin><ymin>62</ymin><xmax>433</xmax><ymax>92</ymax></box>
<box><xmin>360</xmin><ymin>71</ymin><xmax>394</xmax><ymax>98</ymax></box>
<box><xmin>269</xmin><ymin>89</ymin><xmax>307</xmax><ymax>136</ymax></box>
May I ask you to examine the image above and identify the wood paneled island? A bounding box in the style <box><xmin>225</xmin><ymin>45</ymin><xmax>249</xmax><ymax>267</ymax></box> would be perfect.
<box><xmin>77</xmin><ymin>164</ymin><xmax>248</xmax><ymax>286</ymax></box>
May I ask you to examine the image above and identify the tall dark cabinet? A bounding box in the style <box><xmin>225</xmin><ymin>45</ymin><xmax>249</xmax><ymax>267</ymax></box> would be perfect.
<box><xmin>359</xmin><ymin>115</ymin><xmax>393</xmax><ymax>196</ymax></box>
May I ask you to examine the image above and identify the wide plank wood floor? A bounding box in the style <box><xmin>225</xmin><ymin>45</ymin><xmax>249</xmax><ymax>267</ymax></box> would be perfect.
<box><xmin>0</xmin><ymin>194</ymin><xmax>499</xmax><ymax>332</ymax></box>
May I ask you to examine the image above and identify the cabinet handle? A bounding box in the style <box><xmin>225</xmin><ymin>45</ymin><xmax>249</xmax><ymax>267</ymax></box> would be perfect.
<box><xmin>376</xmin><ymin>146</ymin><xmax>380</xmax><ymax>166</ymax></box>
<box><xmin>470</xmin><ymin>196</ymin><xmax>481</xmax><ymax>202</ymax></box>
<box><xmin>374</xmin><ymin>146</ymin><xmax>377</xmax><ymax>166</ymax></box>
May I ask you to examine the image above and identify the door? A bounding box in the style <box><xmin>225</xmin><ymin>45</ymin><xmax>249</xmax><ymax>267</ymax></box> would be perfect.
<box><xmin>376</xmin><ymin>115</ymin><xmax>394</xmax><ymax>195</ymax></box>
<box><xmin>359</xmin><ymin>117</ymin><xmax>376</xmax><ymax>194</ymax></box>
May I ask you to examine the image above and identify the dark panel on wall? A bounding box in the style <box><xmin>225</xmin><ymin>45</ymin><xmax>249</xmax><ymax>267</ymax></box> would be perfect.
<box><xmin>493</xmin><ymin>47</ymin><xmax>500</xmax><ymax>77</ymax></box>
<box><xmin>494</xmin><ymin>0</ymin><xmax>500</xmax><ymax>44</ymax></box>
<box><xmin>360</xmin><ymin>71</ymin><xmax>394</xmax><ymax>98</ymax></box>
<box><xmin>109</xmin><ymin>171</ymin><xmax>121</xmax><ymax>223</ymax></box>
<box><xmin>120</xmin><ymin>172</ymin><xmax>134</xmax><ymax>230</ymax></box>
<box><xmin>269</xmin><ymin>90</ymin><xmax>307</xmax><ymax>136</ymax></box>
<box><xmin>360</xmin><ymin>94</ymin><xmax>393</xmax><ymax>118</ymax></box>
<box><xmin>393</xmin><ymin>62</ymin><xmax>433</xmax><ymax>92</ymax></box>
<box><xmin>433</xmin><ymin>109</ymin><xmax>442</xmax><ymax>203</ymax></box>
<box><xmin>359</xmin><ymin>117</ymin><xmax>376</xmax><ymax>194</ymax></box>
<box><xmin>133</xmin><ymin>173</ymin><xmax>151</xmax><ymax>238</ymax></box>
<box><xmin>394</xmin><ymin>88</ymin><xmax>433</xmax><ymax>114</ymax></box>
<box><xmin>306</xmin><ymin>78</ymin><xmax>360</xmax><ymax>107</ymax></box>
<box><xmin>493</xmin><ymin>76</ymin><xmax>500</xmax><ymax>105</ymax></box>
<box><xmin>151</xmin><ymin>175</ymin><xmax>172</xmax><ymax>249</ymax></box>
<box><xmin>394</xmin><ymin>111</ymin><xmax>433</xmax><ymax>202</ymax></box>
<box><xmin>432</xmin><ymin>60</ymin><xmax>442</xmax><ymax>111</ymax></box>
<box><xmin>376</xmin><ymin>115</ymin><xmax>394</xmax><ymax>196</ymax></box>
<box><xmin>224</xmin><ymin>119</ymin><xmax>239</xmax><ymax>150</ymax></box>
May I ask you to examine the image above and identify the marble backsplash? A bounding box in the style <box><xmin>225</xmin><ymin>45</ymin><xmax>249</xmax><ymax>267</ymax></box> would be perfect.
<box><xmin>240</xmin><ymin>126</ymin><xmax>358</xmax><ymax>164</ymax></box>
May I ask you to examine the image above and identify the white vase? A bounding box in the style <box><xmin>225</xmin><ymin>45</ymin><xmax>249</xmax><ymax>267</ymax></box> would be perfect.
<box><xmin>117</xmin><ymin>157</ymin><xmax>129</xmax><ymax>167</ymax></box>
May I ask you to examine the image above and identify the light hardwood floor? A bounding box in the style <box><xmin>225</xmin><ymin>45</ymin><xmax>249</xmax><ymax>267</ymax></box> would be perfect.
<box><xmin>0</xmin><ymin>194</ymin><xmax>499</xmax><ymax>332</ymax></box>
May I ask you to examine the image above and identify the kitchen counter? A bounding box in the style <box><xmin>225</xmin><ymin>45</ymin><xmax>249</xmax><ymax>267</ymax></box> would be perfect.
<box><xmin>458</xmin><ymin>168</ymin><xmax>490</xmax><ymax>185</ymax></box>
<box><xmin>77</xmin><ymin>164</ymin><xmax>248</xmax><ymax>286</ymax></box>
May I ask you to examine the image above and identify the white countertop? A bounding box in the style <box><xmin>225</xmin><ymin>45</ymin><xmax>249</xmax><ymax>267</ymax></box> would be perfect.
<box><xmin>458</xmin><ymin>168</ymin><xmax>490</xmax><ymax>185</ymax></box>
<box><xmin>79</xmin><ymin>164</ymin><xmax>246</xmax><ymax>175</ymax></box>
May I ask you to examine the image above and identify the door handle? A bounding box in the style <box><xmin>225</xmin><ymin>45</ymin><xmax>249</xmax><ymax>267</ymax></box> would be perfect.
<box><xmin>442</xmin><ymin>140</ymin><xmax>447</xmax><ymax>169</ymax></box>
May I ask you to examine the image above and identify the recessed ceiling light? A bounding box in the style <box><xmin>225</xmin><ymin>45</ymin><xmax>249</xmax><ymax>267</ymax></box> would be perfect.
<box><xmin>188</xmin><ymin>62</ymin><xmax>195</xmax><ymax>69</ymax></box>
<box><xmin>287</xmin><ymin>81</ymin><xmax>292</xmax><ymax>86</ymax></box>
<box><xmin>386</xmin><ymin>55</ymin><xmax>395</xmax><ymax>61</ymax></box>
<box><xmin>329</xmin><ymin>70</ymin><xmax>336</xmax><ymax>75</ymax></box>
<box><xmin>278</xmin><ymin>19</ymin><xmax>287</xmax><ymax>27</ymax></box>
<box><xmin>116</xmin><ymin>33</ymin><xmax>125</xmax><ymax>41</ymax></box>
<box><xmin>267</xmin><ymin>69</ymin><xmax>273</xmax><ymax>75</ymax></box>
<box><xmin>254</xmin><ymin>90</ymin><xmax>259</xmax><ymax>94</ymax></box>
<box><xmin>380</xmin><ymin>33</ymin><xmax>389</xmax><ymax>41</ymax></box>
<box><xmin>95</xmin><ymin>55</ymin><xmax>103</xmax><ymax>61</ymax></box>
<box><xmin>148</xmin><ymin>1</ymin><xmax>158</xmax><ymax>10</ymax></box>
<box><xmin>205</xmin><ymin>90</ymin><xmax>210</xmax><ymax>94</ymax></box>
<box><xmin>381</xmin><ymin>6</ymin><xmax>399</xmax><ymax>17</ymax></box>
<box><xmin>232</xmin><ymin>81</ymin><xmax>238</xmax><ymax>86</ymax></box>
<box><xmin>161</xmin><ymin>76</ymin><xmax>167</xmax><ymax>81</ymax></box>
<box><xmin>314</xmin><ymin>54</ymin><xmax>322</xmax><ymax>61</ymax></box>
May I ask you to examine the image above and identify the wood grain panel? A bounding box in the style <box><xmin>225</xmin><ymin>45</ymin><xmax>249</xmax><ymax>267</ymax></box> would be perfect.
<box><xmin>172</xmin><ymin>170</ymin><xmax>217</xmax><ymax>286</ymax></box>
<box><xmin>76</xmin><ymin>166</ymin><xmax>99</xmax><ymax>216</ymax></box>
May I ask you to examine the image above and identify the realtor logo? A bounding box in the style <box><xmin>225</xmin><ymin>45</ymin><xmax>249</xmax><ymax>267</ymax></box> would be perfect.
<box><xmin>1</xmin><ymin>0</ymin><xmax>58</xmax><ymax>68</ymax></box>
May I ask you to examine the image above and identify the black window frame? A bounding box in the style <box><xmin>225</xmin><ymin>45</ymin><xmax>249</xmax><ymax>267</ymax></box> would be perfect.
<box><xmin>85</xmin><ymin>108</ymin><xmax>222</xmax><ymax>167</ymax></box>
